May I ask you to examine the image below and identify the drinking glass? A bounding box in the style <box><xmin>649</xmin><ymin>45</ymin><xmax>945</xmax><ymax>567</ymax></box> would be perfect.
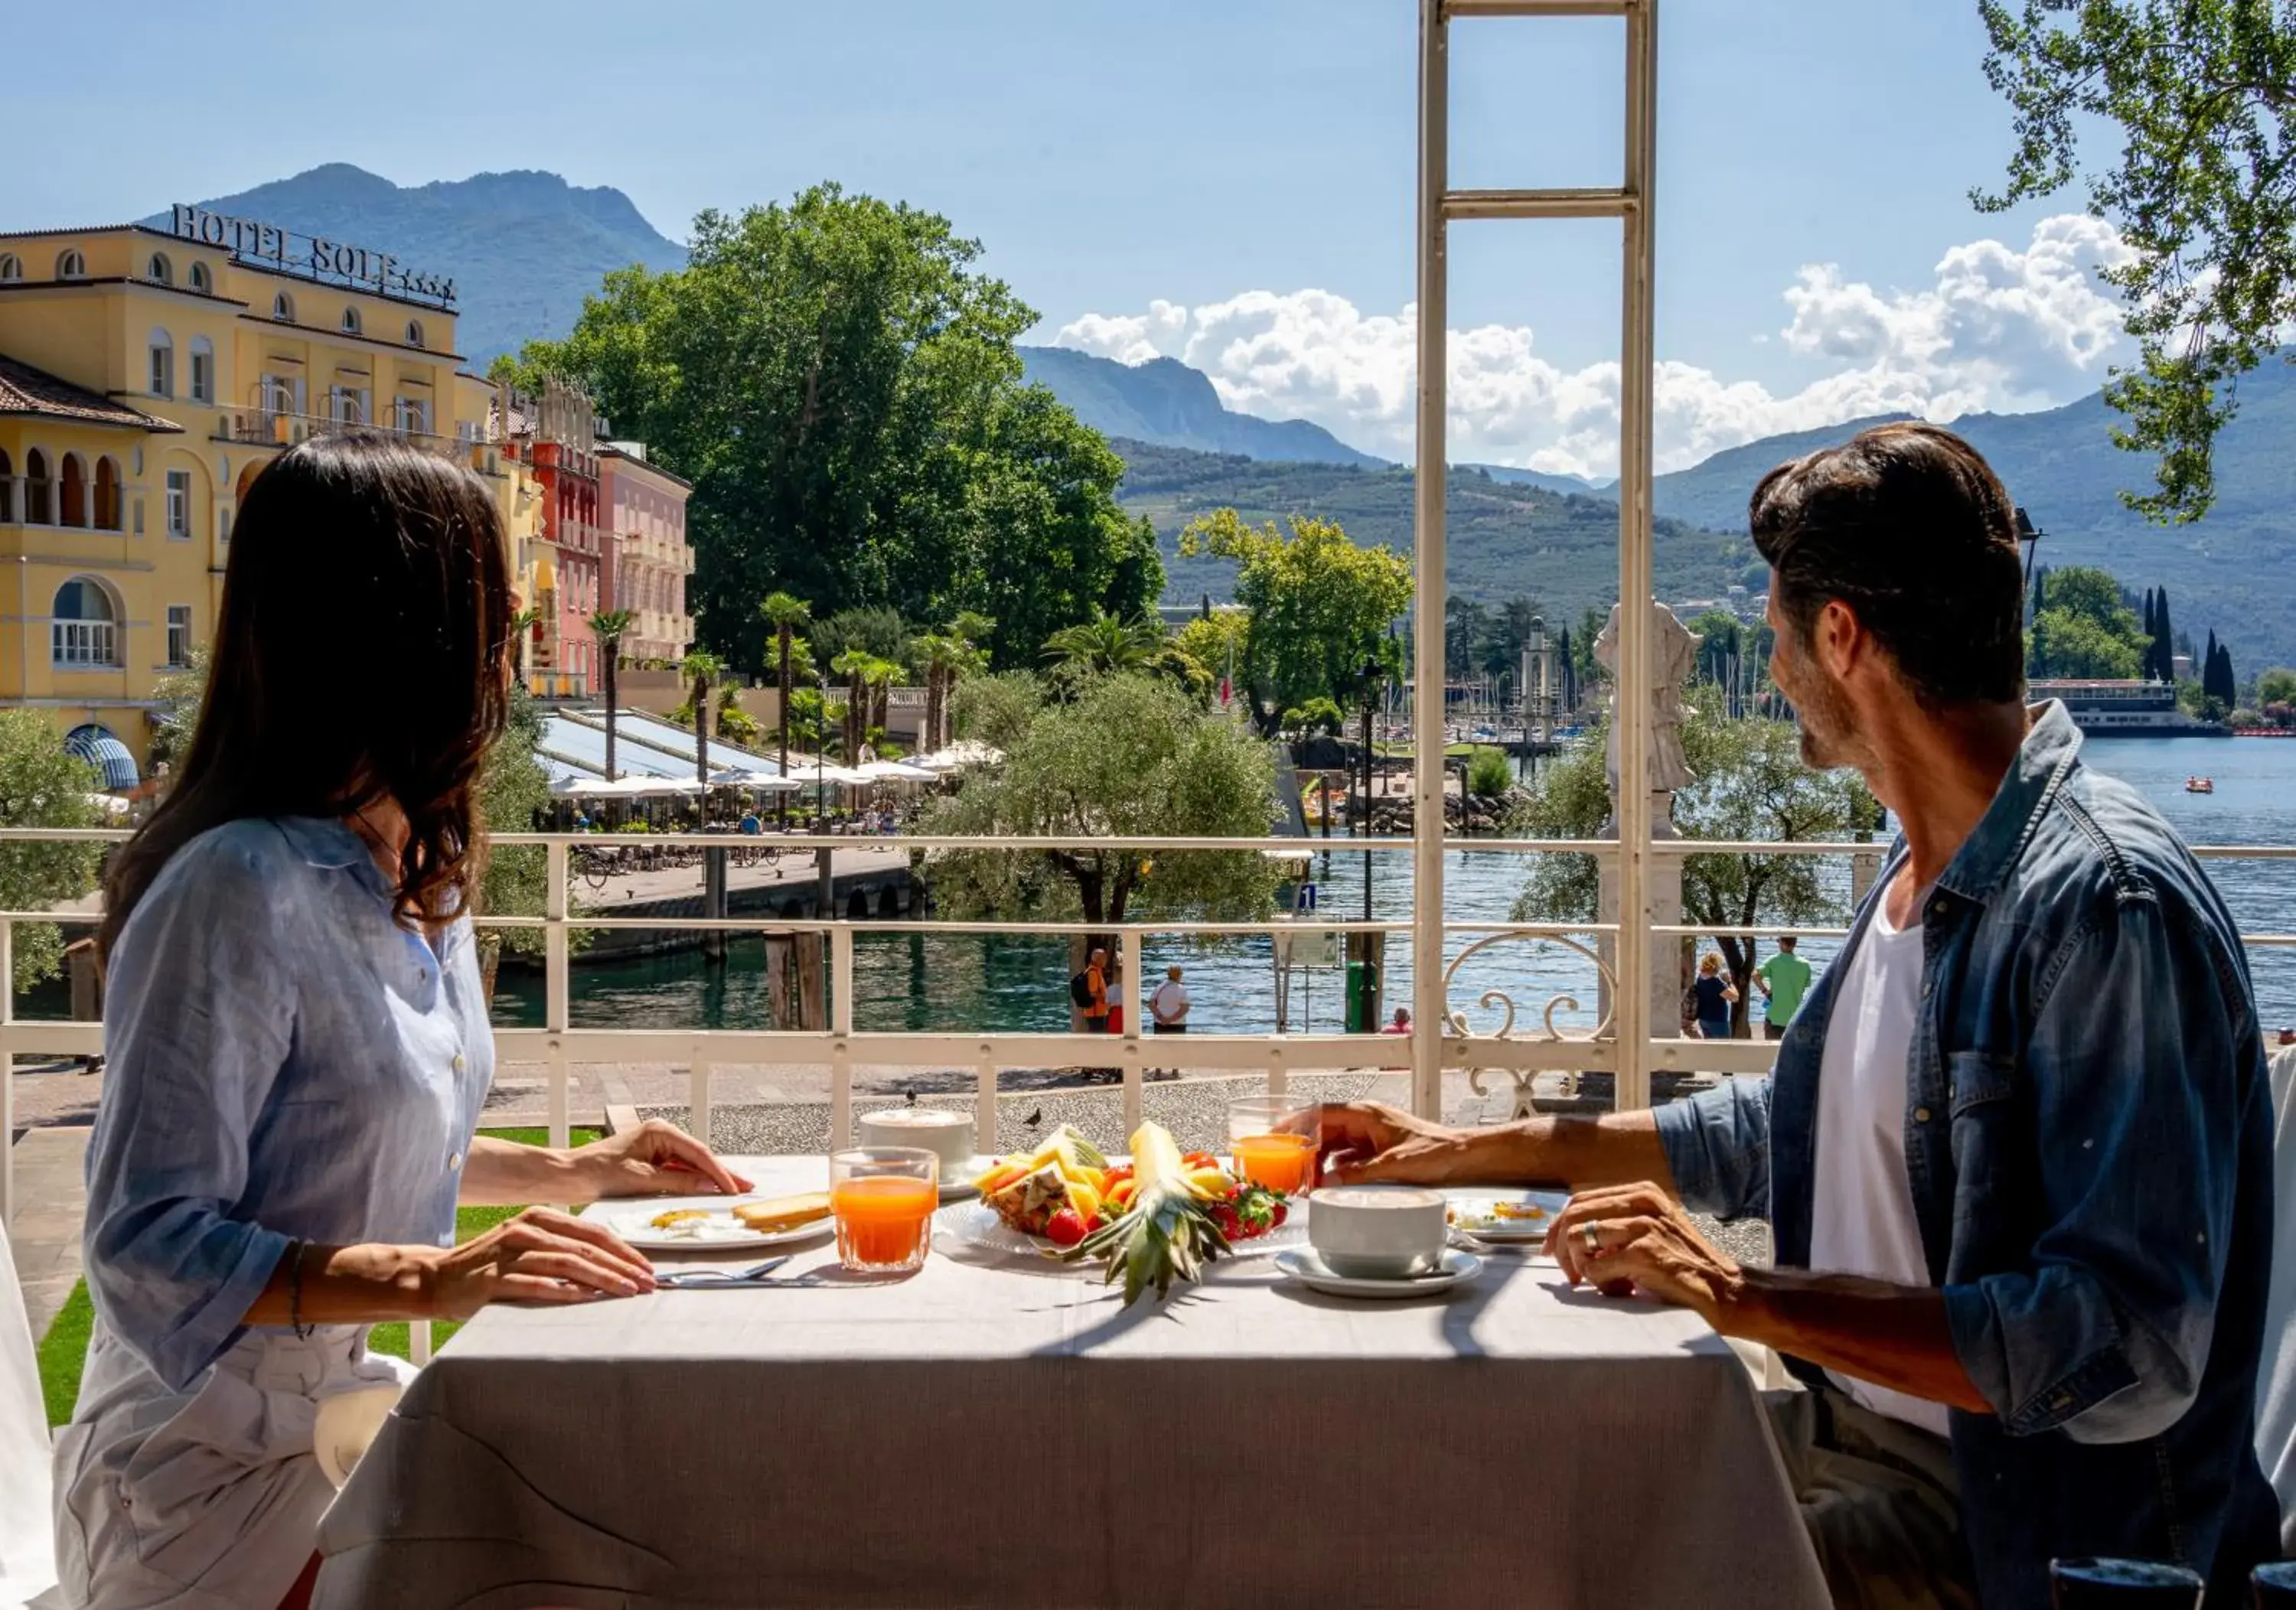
<box><xmin>2047</xmin><ymin>1559</ymin><xmax>2205</xmax><ymax>1609</ymax></box>
<box><xmin>1227</xmin><ymin>1095</ymin><xmax>1319</xmax><ymax>1196</ymax></box>
<box><xmin>830</xmin><ymin>1148</ymin><xmax>939</xmax><ymax>1274</ymax></box>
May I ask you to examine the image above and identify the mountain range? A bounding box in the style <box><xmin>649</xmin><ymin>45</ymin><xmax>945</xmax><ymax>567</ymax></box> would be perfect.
<box><xmin>1051</xmin><ymin>340</ymin><xmax>2296</xmax><ymax>674</ymax></box>
<box><xmin>142</xmin><ymin>165</ymin><xmax>686</xmax><ymax>365</ymax></box>
<box><xmin>1017</xmin><ymin>347</ymin><xmax>1381</xmax><ymax>465</ymax></box>
<box><xmin>140</xmin><ymin>162</ymin><xmax>2294</xmax><ymax>673</ymax></box>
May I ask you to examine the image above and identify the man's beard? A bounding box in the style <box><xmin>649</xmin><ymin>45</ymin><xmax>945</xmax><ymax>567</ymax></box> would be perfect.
<box><xmin>1788</xmin><ymin>660</ymin><xmax>1864</xmax><ymax>772</ymax></box>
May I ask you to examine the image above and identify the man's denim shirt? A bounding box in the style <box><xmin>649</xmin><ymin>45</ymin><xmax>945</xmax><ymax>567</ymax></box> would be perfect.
<box><xmin>1654</xmin><ymin>702</ymin><xmax>2282</xmax><ymax>1603</ymax></box>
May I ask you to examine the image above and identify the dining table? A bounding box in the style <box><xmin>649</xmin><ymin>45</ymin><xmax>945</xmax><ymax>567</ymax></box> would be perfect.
<box><xmin>311</xmin><ymin>1155</ymin><xmax>1831</xmax><ymax>1609</ymax></box>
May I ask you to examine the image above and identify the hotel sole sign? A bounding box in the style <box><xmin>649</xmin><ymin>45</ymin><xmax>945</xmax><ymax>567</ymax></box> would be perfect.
<box><xmin>170</xmin><ymin>203</ymin><xmax>457</xmax><ymax>309</ymax></box>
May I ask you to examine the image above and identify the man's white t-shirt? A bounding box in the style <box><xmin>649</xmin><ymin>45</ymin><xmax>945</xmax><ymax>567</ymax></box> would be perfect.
<box><xmin>1150</xmin><ymin>979</ymin><xmax>1190</xmax><ymax>1025</ymax></box>
<box><xmin>1808</xmin><ymin>895</ymin><xmax>1953</xmax><ymax>1439</ymax></box>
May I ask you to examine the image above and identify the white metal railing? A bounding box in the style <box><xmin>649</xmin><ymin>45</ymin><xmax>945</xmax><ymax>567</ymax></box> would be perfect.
<box><xmin>51</xmin><ymin>622</ymin><xmax>118</xmax><ymax>668</ymax></box>
<box><xmin>5</xmin><ymin>825</ymin><xmax>2293</xmax><ymax>1234</ymax></box>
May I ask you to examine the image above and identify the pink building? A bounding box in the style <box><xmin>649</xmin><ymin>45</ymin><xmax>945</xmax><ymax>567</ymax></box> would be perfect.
<box><xmin>598</xmin><ymin>444</ymin><xmax>693</xmax><ymax>666</ymax></box>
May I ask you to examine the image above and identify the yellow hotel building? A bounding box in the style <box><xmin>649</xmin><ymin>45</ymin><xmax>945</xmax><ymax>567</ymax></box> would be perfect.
<box><xmin>0</xmin><ymin>210</ymin><xmax>528</xmax><ymax>785</ymax></box>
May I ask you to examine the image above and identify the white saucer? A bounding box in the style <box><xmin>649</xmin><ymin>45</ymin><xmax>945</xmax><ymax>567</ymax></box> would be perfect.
<box><xmin>1274</xmin><ymin>1246</ymin><xmax>1482</xmax><ymax>1299</ymax></box>
<box><xmin>938</xmin><ymin>1155</ymin><xmax>1000</xmax><ymax>1201</ymax></box>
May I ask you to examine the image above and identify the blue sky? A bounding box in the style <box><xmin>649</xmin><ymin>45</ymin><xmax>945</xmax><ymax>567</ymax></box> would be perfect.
<box><xmin>5</xmin><ymin>0</ymin><xmax>2128</xmax><ymax>474</ymax></box>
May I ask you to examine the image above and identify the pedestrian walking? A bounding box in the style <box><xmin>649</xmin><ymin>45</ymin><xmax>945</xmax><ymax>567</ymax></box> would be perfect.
<box><xmin>1755</xmin><ymin>936</ymin><xmax>1813</xmax><ymax>1040</ymax></box>
<box><xmin>1146</xmin><ymin>965</ymin><xmax>1190</xmax><ymax>1080</ymax></box>
<box><xmin>1691</xmin><ymin>950</ymin><xmax>1737</xmax><ymax>1040</ymax></box>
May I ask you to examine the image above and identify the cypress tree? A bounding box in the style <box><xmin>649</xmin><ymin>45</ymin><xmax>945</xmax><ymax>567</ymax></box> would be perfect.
<box><xmin>2142</xmin><ymin>588</ymin><xmax>2155</xmax><ymax>640</ymax></box>
<box><xmin>2151</xmin><ymin>586</ymin><xmax>2176</xmax><ymax>681</ymax></box>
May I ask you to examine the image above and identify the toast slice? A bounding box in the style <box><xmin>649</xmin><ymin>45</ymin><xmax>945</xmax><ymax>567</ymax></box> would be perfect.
<box><xmin>731</xmin><ymin>1191</ymin><xmax>833</xmax><ymax>1233</ymax></box>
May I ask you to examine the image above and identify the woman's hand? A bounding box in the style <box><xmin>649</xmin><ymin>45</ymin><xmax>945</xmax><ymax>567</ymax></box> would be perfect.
<box><xmin>569</xmin><ymin>1120</ymin><xmax>752</xmax><ymax>1201</ymax></box>
<box><xmin>416</xmin><ymin>1206</ymin><xmax>657</xmax><ymax>1319</ymax></box>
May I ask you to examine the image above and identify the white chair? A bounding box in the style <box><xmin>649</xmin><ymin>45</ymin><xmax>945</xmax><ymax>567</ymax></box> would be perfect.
<box><xmin>0</xmin><ymin>1211</ymin><xmax>59</xmax><ymax>1609</ymax></box>
<box><xmin>2258</xmin><ymin>1041</ymin><xmax>2295</xmax><ymax>1554</ymax></box>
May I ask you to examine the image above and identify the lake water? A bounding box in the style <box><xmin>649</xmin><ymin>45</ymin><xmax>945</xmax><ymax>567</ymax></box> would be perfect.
<box><xmin>490</xmin><ymin>733</ymin><xmax>2296</xmax><ymax>1037</ymax></box>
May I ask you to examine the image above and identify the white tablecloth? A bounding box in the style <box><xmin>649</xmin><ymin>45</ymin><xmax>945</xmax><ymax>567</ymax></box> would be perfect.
<box><xmin>315</xmin><ymin>1159</ymin><xmax>1828</xmax><ymax>1609</ymax></box>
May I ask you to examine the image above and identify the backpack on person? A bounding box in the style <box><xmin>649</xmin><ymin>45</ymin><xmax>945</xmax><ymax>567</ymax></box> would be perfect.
<box><xmin>1070</xmin><ymin>970</ymin><xmax>1094</xmax><ymax>1009</ymax></box>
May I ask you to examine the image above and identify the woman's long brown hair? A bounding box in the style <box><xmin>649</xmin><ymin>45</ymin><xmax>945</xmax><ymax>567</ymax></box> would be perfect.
<box><xmin>99</xmin><ymin>432</ymin><xmax>514</xmax><ymax>963</ymax></box>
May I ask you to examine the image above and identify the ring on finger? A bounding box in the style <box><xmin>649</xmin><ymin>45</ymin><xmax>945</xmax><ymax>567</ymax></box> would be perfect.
<box><xmin>1580</xmin><ymin>1221</ymin><xmax>1602</xmax><ymax>1256</ymax></box>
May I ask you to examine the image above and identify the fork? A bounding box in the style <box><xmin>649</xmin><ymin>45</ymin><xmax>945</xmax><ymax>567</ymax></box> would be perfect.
<box><xmin>651</xmin><ymin>1255</ymin><xmax>795</xmax><ymax>1289</ymax></box>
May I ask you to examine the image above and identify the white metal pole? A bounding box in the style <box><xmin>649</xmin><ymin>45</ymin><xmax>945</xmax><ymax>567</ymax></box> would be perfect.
<box><xmin>545</xmin><ymin>840</ymin><xmax>570</xmax><ymax>1149</ymax></box>
<box><xmin>1613</xmin><ymin>0</ymin><xmax>1660</xmax><ymax>1110</ymax></box>
<box><xmin>1</xmin><ymin>922</ymin><xmax>13</xmax><ymax>1230</ymax></box>
<box><xmin>1411</xmin><ymin>0</ymin><xmax>1450</xmax><ymax>1123</ymax></box>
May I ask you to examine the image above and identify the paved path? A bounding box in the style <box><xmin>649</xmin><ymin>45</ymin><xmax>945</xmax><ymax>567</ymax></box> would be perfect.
<box><xmin>566</xmin><ymin>842</ymin><xmax>907</xmax><ymax>911</ymax></box>
<box><xmin>8</xmin><ymin>1126</ymin><xmax>90</xmax><ymax>1335</ymax></box>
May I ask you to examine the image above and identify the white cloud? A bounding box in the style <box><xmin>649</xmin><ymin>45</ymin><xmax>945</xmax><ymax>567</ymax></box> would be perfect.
<box><xmin>1049</xmin><ymin>213</ymin><xmax>2137</xmax><ymax>478</ymax></box>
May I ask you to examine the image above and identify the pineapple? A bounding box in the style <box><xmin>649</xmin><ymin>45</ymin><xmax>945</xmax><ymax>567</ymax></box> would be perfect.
<box><xmin>1055</xmin><ymin>1121</ymin><xmax>1231</xmax><ymax>1305</ymax></box>
<box><xmin>982</xmin><ymin>1160</ymin><xmax>1071</xmax><ymax>1236</ymax></box>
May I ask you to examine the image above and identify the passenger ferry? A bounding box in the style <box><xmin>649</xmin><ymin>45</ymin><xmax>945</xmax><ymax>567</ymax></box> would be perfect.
<box><xmin>2027</xmin><ymin>679</ymin><xmax>2230</xmax><ymax>738</ymax></box>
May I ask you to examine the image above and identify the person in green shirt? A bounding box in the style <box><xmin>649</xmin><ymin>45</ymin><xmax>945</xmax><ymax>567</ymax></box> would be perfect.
<box><xmin>1754</xmin><ymin>936</ymin><xmax>1813</xmax><ymax>1040</ymax></box>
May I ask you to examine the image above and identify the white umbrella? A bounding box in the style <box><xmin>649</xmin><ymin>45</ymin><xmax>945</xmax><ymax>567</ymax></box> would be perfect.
<box><xmin>852</xmin><ymin>760</ymin><xmax>937</xmax><ymax>783</ymax></box>
<box><xmin>912</xmin><ymin>741</ymin><xmax>1002</xmax><ymax>771</ymax></box>
<box><xmin>712</xmin><ymin>769</ymin><xmax>806</xmax><ymax>793</ymax></box>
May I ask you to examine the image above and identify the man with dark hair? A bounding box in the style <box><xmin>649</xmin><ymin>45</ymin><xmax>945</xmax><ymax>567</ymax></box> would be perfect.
<box><xmin>1313</xmin><ymin>422</ymin><xmax>2281</xmax><ymax>1605</ymax></box>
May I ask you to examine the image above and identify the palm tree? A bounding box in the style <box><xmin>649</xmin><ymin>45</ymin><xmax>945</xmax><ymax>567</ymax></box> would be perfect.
<box><xmin>861</xmin><ymin>652</ymin><xmax>903</xmax><ymax>747</ymax></box>
<box><xmin>829</xmin><ymin>648</ymin><xmax>869</xmax><ymax>761</ymax></box>
<box><xmin>760</xmin><ymin>591</ymin><xmax>810</xmax><ymax>825</ymax></box>
<box><xmin>586</xmin><ymin>609</ymin><xmax>634</xmax><ymax>778</ymax></box>
<box><xmin>1042</xmin><ymin>607</ymin><xmax>1166</xmax><ymax>676</ymax></box>
<box><xmin>508</xmin><ymin>605</ymin><xmax>543</xmax><ymax>690</ymax></box>
<box><xmin>682</xmin><ymin>650</ymin><xmax>728</xmax><ymax>784</ymax></box>
<box><xmin>911</xmin><ymin>633</ymin><xmax>961</xmax><ymax>754</ymax></box>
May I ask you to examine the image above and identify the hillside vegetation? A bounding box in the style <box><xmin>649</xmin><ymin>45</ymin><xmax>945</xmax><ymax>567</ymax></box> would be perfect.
<box><xmin>1114</xmin><ymin>440</ymin><xmax>1754</xmax><ymax>622</ymax></box>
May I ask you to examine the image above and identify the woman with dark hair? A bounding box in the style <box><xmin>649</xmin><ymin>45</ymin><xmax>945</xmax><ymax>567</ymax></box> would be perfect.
<box><xmin>51</xmin><ymin>434</ymin><xmax>748</xmax><ymax>1610</ymax></box>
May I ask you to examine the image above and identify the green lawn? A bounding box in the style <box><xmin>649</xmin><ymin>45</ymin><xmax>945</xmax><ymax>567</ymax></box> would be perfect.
<box><xmin>36</xmin><ymin>1126</ymin><xmax>602</xmax><ymax>1426</ymax></box>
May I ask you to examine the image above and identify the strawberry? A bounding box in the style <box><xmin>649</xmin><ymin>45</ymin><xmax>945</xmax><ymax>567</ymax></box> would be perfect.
<box><xmin>1045</xmin><ymin>1209</ymin><xmax>1089</xmax><ymax>1248</ymax></box>
<box><xmin>1269</xmin><ymin>1201</ymin><xmax>1288</xmax><ymax>1228</ymax></box>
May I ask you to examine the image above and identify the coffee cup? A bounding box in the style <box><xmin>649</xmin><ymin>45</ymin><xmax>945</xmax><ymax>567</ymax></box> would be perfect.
<box><xmin>1308</xmin><ymin>1184</ymin><xmax>1447</xmax><ymax>1279</ymax></box>
<box><xmin>856</xmin><ymin>1108</ymin><xmax>976</xmax><ymax>1175</ymax></box>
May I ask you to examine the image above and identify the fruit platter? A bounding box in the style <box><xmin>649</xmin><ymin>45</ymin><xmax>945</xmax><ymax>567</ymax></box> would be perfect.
<box><xmin>941</xmin><ymin>1121</ymin><xmax>1306</xmax><ymax>1302</ymax></box>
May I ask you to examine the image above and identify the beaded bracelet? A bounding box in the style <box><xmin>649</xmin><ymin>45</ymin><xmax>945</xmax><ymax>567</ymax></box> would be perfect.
<box><xmin>289</xmin><ymin>1239</ymin><xmax>315</xmax><ymax>1340</ymax></box>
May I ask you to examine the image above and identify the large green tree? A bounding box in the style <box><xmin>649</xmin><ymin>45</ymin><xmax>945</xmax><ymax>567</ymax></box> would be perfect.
<box><xmin>509</xmin><ymin>184</ymin><xmax>1157</xmax><ymax>672</ymax></box>
<box><xmin>1510</xmin><ymin>689</ymin><xmax>1878</xmax><ymax>1031</ymax></box>
<box><xmin>0</xmin><ymin>715</ymin><xmax>106</xmax><ymax>992</ymax></box>
<box><xmin>1176</xmin><ymin>509</ymin><xmax>1414</xmax><ymax>738</ymax></box>
<box><xmin>2027</xmin><ymin>564</ymin><xmax>2150</xmax><ymax>677</ymax></box>
<box><xmin>1977</xmin><ymin>1</ymin><xmax>2296</xmax><ymax>520</ymax></box>
<box><xmin>921</xmin><ymin>673</ymin><xmax>1280</xmax><ymax>927</ymax></box>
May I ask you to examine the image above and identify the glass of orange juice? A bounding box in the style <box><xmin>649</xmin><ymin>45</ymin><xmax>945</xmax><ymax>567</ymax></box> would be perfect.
<box><xmin>830</xmin><ymin>1148</ymin><xmax>940</xmax><ymax>1274</ymax></box>
<box><xmin>1228</xmin><ymin>1095</ymin><xmax>1319</xmax><ymax>1196</ymax></box>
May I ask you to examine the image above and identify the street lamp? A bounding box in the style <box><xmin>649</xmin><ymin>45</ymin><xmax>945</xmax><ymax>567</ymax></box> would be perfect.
<box><xmin>1359</xmin><ymin>654</ymin><xmax>1381</xmax><ymax>924</ymax></box>
<box><xmin>814</xmin><ymin>668</ymin><xmax>829</xmax><ymax>829</ymax></box>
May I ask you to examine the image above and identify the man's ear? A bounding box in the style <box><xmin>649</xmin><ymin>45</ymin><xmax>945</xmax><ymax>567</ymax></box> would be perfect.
<box><xmin>1814</xmin><ymin>598</ymin><xmax>1864</xmax><ymax>680</ymax></box>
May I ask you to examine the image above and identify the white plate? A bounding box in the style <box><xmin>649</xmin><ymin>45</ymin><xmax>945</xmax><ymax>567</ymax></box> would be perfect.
<box><xmin>1443</xmin><ymin>1188</ymin><xmax>1570</xmax><ymax>1243</ymax></box>
<box><xmin>581</xmin><ymin>1194</ymin><xmax>838</xmax><ymax>1253</ymax></box>
<box><xmin>936</xmin><ymin>1197</ymin><xmax>1311</xmax><ymax>1260</ymax></box>
<box><xmin>1274</xmin><ymin>1247</ymin><xmax>1483</xmax><ymax>1299</ymax></box>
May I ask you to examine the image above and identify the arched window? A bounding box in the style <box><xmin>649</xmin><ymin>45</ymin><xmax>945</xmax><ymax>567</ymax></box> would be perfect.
<box><xmin>272</xmin><ymin>292</ymin><xmax>295</xmax><ymax>322</ymax></box>
<box><xmin>56</xmin><ymin>249</ymin><xmax>85</xmax><ymax>280</ymax></box>
<box><xmin>341</xmin><ymin>306</ymin><xmax>362</xmax><ymax>335</ymax></box>
<box><xmin>0</xmin><ymin>254</ymin><xmax>20</xmax><ymax>282</ymax></box>
<box><xmin>188</xmin><ymin>261</ymin><xmax>211</xmax><ymax>293</ymax></box>
<box><xmin>148</xmin><ymin>328</ymin><xmax>174</xmax><ymax>398</ymax></box>
<box><xmin>147</xmin><ymin>252</ymin><xmax>173</xmax><ymax>285</ymax></box>
<box><xmin>24</xmin><ymin>450</ymin><xmax>53</xmax><ymax>524</ymax></box>
<box><xmin>58</xmin><ymin>455</ymin><xmax>87</xmax><ymax>529</ymax></box>
<box><xmin>93</xmin><ymin>458</ymin><xmax>122</xmax><ymax>530</ymax></box>
<box><xmin>51</xmin><ymin>578</ymin><xmax>119</xmax><ymax>667</ymax></box>
<box><xmin>405</xmin><ymin>319</ymin><xmax>426</xmax><ymax>349</ymax></box>
<box><xmin>189</xmin><ymin>335</ymin><xmax>214</xmax><ymax>403</ymax></box>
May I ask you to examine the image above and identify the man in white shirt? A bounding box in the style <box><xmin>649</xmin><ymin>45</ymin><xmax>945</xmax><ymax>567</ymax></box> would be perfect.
<box><xmin>1303</xmin><ymin>424</ymin><xmax>2282</xmax><ymax>1606</ymax></box>
<box><xmin>1146</xmin><ymin>966</ymin><xmax>1189</xmax><ymax>1080</ymax></box>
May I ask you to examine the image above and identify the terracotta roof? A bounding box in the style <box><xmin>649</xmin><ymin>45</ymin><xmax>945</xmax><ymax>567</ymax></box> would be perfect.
<box><xmin>0</xmin><ymin>355</ymin><xmax>184</xmax><ymax>432</ymax></box>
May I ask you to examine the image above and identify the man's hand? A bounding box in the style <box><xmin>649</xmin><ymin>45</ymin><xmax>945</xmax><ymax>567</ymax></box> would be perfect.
<box><xmin>1304</xmin><ymin>1102</ymin><xmax>1473</xmax><ymax>1185</ymax></box>
<box><xmin>570</xmin><ymin>1120</ymin><xmax>752</xmax><ymax>1201</ymax></box>
<box><xmin>1543</xmin><ymin>1181</ymin><xmax>1746</xmax><ymax>1328</ymax></box>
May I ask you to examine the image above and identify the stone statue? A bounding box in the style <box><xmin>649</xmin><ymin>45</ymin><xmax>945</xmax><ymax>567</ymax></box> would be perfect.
<box><xmin>1594</xmin><ymin>599</ymin><xmax>1699</xmax><ymax>797</ymax></box>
